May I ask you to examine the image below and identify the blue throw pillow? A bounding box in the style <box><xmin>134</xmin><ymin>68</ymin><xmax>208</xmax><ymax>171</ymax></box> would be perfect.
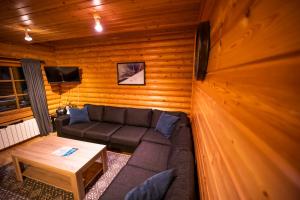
<box><xmin>125</xmin><ymin>169</ymin><xmax>176</xmax><ymax>200</ymax></box>
<box><xmin>69</xmin><ymin>106</ymin><xmax>90</xmax><ymax>125</ymax></box>
<box><xmin>155</xmin><ymin>112</ymin><xmax>179</xmax><ymax>138</ymax></box>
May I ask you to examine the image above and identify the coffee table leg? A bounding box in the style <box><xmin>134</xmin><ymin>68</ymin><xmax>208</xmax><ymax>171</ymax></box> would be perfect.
<box><xmin>101</xmin><ymin>148</ymin><xmax>108</xmax><ymax>172</ymax></box>
<box><xmin>70</xmin><ymin>172</ymin><xmax>85</xmax><ymax>200</ymax></box>
<box><xmin>12</xmin><ymin>156</ymin><xmax>23</xmax><ymax>182</ymax></box>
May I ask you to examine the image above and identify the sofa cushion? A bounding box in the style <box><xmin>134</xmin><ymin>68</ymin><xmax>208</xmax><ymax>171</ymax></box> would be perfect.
<box><xmin>126</xmin><ymin>108</ymin><xmax>152</xmax><ymax>127</ymax></box>
<box><xmin>155</xmin><ymin>112</ymin><xmax>179</xmax><ymax>138</ymax></box>
<box><xmin>165</xmin><ymin>150</ymin><xmax>195</xmax><ymax>200</ymax></box>
<box><xmin>100</xmin><ymin>165</ymin><xmax>156</xmax><ymax>200</ymax></box>
<box><xmin>103</xmin><ymin>106</ymin><xmax>126</xmax><ymax>124</ymax></box>
<box><xmin>110</xmin><ymin>126</ymin><xmax>147</xmax><ymax>147</ymax></box>
<box><xmin>142</xmin><ymin>128</ymin><xmax>171</xmax><ymax>146</ymax></box>
<box><xmin>69</xmin><ymin>107</ymin><xmax>90</xmax><ymax>125</ymax></box>
<box><xmin>171</xmin><ymin>126</ymin><xmax>193</xmax><ymax>151</ymax></box>
<box><xmin>128</xmin><ymin>141</ymin><xmax>171</xmax><ymax>172</ymax></box>
<box><xmin>62</xmin><ymin>122</ymin><xmax>97</xmax><ymax>138</ymax></box>
<box><xmin>84</xmin><ymin>122</ymin><xmax>122</xmax><ymax>142</ymax></box>
<box><xmin>85</xmin><ymin>104</ymin><xmax>104</xmax><ymax>122</ymax></box>
<box><xmin>125</xmin><ymin>169</ymin><xmax>176</xmax><ymax>200</ymax></box>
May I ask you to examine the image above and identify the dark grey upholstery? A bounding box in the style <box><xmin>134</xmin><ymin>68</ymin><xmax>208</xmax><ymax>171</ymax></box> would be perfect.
<box><xmin>85</xmin><ymin>104</ymin><xmax>104</xmax><ymax>122</ymax></box>
<box><xmin>165</xmin><ymin>149</ymin><xmax>195</xmax><ymax>200</ymax></box>
<box><xmin>61</xmin><ymin>122</ymin><xmax>98</xmax><ymax>138</ymax></box>
<box><xmin>56</xmin><ymin>115</ymin><xmax>70</xmax><ymax>136</ymax></box>
<box><xmin>84</xmin><ymin>122</ymin><xmax>122</xmax><ymax>142</ymax></box>
<box><xmin>55</xmin><ymin>105</ymin><xmax>195</xmax><ymax>200</ymax></box>
<box><xmin>100</xmin><ymin>165</ymin><xmax>156</xmax><ymax>200</ymax></box>
<box><xmin>103</xmin><ymin>106</ymin><xmax>126</xmax><ymax>124</ymax></box>
<box><xmin>128</xmin><ymin>141</ymin><xmax>171</xmax><ymax>172</ymax></box>
<box><xmin>171</xmin><ymin>126</ymin><xmax>193</xmax><ymax>151</ymax></box>
<box><xmin>125</xmin><ymin>108</ymin><xmax>152</xmax><ymax>127</ymax></box>
<box><xmin>110</xmin><ymin>126</ymin><xmax>147</xmax><ymax>147</ymax></box>
<box><xmin>142</xmin><ymin>128</ymin><xmax>171</xmax><ymax>146</ymax></box>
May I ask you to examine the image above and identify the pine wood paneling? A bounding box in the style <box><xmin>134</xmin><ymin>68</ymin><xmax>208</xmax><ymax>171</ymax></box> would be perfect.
<box><xmin>0</xmin><ymin>0</ymin><xmax>201</xmax><ymax>43</ymax></box>
<box><xmin>54</xmin><ymin>31</ymin><xmax>194</xmax><ymax>113</ymax></box>
<box><xmin>191</xmin><ymin>0</ymin><xmax>300</xmax><ymax>199</ymax></box>
<box><xmin>0</xmin><ymin>42</ymin><xmax>58</xmax><ymax>122</ymax></box>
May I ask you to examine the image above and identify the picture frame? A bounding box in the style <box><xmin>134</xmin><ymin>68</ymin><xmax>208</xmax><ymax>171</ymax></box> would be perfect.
<box><xmin>117</xmin><ymin>62</ymin><xmax>145</xmax><ymax>85</ymax></box>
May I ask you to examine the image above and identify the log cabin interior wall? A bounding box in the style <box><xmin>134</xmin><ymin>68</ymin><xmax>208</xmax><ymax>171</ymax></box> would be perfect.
<box><xmin>191</xmin><ymin>0</ymin><xmax>300</xmax><ymax>199</ymax></box>
<box><xmin>52</xmin><ymin>30</ymin><xmax>194</xmax><ymax>114</ymax></box>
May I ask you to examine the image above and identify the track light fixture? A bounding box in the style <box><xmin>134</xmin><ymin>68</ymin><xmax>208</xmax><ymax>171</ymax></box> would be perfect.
<box><xmin>24</xmin><ymin>28</ymin><xmax>32</xmax><ymax>41</ymax></box>
<box><xmin>94</xmin><ymin>15</ymin><xmax>103</xmax><ymax>32</ymax></box>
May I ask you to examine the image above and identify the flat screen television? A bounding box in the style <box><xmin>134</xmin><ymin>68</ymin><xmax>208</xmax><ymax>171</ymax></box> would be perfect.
<box><xmin>45</xmin><ymin>67</ymin><xmax>80</xmax><ymax>84</ymax></box>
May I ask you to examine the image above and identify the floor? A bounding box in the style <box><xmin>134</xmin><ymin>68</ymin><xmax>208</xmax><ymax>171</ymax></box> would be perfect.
<box><xmin>0</xmin><ymin>132</ymin><xmax>57</xmax><ymax>166</ymax></box>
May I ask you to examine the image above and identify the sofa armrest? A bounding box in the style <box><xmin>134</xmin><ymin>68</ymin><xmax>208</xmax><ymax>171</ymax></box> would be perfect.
<box><xmin>55</xmin><ymin>115</ymin><xmax>70</xmax><ymax>136</ymax></box>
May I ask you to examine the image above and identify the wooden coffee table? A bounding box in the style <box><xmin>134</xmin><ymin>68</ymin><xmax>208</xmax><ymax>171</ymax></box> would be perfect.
<box><xmin>11</xmin><ymin>136</ymin><xmax>107</xmax><ymax>200</ymax></box>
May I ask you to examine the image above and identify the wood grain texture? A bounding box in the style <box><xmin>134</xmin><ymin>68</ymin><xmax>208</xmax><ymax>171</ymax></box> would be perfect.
<box><xmin>0</xmin><ymin>0</ymin><xmax>201</xmax><ymax>44</ymax></box>
<box><xmin>0</xmin><ymin>42</ymin><xmax>59</xmax><ymax>122</ymax></box>
<box><xmin>54</xmin><ymin>31</ymin><xmax>194</xmax><ymax>113</ymax></box>
<box><xmin>191</xmin><ymin>0</ymin><xmax>300</xmax><ymax>199</ymax></box>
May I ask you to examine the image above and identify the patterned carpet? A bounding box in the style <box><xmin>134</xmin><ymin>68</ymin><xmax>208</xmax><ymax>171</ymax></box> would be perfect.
<box><xmin>0</xmin><ymin>151</ymin><xmax>130</xmax><ymax>200</ymax></box>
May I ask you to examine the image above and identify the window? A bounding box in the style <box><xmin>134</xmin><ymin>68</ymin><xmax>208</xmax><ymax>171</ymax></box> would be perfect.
<box><xmin>0</xmin><ymin>66</ymin><xmax>30</xmax><ymax>112</ymax></box>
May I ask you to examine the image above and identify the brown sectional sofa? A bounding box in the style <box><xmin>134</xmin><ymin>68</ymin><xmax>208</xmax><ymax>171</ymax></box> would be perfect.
<box><xmin>55</xmin><ymin>105</ymin><xmax>196</xmax><ymax>200</ymax></box>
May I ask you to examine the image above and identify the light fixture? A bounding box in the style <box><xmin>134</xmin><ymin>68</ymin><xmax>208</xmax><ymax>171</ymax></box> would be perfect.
<box><xmin>94</xmin><ymin>15</ymin><xmax>103</xmax><ymax>32</ymax></box>
<box><xmin>24</xmin><ymin>28</ymin><xmax>32</xmax><ymax>41</ymax></box>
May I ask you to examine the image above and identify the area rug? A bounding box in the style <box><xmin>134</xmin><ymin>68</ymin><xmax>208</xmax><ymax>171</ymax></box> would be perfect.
<box><xmin>0</xmin><ymin>151</ymin><xmax>130</xmax><ymax>200</ymax></box>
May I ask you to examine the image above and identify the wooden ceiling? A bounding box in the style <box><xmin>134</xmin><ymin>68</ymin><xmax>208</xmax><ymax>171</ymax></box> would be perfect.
<box><xmin>0</xmin><ymin>0</ymin><xmax>202</xmax><ymax>44</ymax></box>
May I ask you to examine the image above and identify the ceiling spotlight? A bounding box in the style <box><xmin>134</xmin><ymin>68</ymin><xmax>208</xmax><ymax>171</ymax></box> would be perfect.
<box><xmin>24</xmin><ymin>28</ymin><xmax>32</xmax><ymax>41</ymax></box>
<box><xmin>94</xmin><ymin>15</ymin><xmax>103</xmax><ymax>32</ymax></box>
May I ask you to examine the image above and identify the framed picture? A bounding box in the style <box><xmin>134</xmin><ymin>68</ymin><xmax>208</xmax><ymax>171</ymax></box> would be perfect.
<box><xmin>117</xmin><ymin>62</ymin><xmax>145</xmax><ymax>85</ymax></box>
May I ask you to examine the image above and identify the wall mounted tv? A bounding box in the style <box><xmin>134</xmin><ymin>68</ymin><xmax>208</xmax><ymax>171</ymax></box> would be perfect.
<box><xmin>45</xmin><ymin>66</ymin><xmax>80</xmax><ymax>84</ymax></box>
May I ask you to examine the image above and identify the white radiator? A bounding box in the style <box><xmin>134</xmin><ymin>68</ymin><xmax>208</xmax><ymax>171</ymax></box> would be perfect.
<box><xmin>0</xmin><ymin>118</ymin><xmax>40</xmax><ymax>150</ymax></box>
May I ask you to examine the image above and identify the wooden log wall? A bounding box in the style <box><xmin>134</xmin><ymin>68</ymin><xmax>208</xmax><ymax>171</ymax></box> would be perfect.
<box><xmin>191</xmin><ymin>0</ymin><xmax>300</xmax><ymax>199</ymax></box>
<box><xmin>0</xmin><ymin>42</ymin><xmax>59</xmax><ymax>123</ymax></box>
<box><xmin>54</xmin><ymin>31</ymin><xmax>194</xmax><ymax>113</ymax></box>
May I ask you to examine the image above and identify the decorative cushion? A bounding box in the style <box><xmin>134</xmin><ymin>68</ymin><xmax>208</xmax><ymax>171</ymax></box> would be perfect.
<box><xmin>126</xmin><ymin>108</ymin><xmax>152</xmax><ymax>127</ymax></box>
<box><xmin>69</xmin><ymin>107</ymin><xmax>90</xmax><ymax>125</ymax></box>
<box><xmin>155</xmin><ymin>113</ymin><xmax>179</xmax><ymax>138</ymax></box>
<box><xmin>151</xmin><ymin>110</ymin><xmax>180</xmax><ymax>128</ymax></box>
<box><xmin>103</xmin><ymin>106</ymin><xmax>126</xmax><ymax>124</ymax></box>
<box><xmin>124</xmin><ymin>169</ymin><xmax>176</xmax><ymax>200</ymax></box>
<box><xmin>85</xmin><ymin>104</ymin><xmax>104</xmax><ymax>122</ymax></box>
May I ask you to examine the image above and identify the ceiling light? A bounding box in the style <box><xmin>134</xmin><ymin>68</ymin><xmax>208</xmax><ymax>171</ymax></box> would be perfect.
<box><xmin>24</xmin><ymin>28</ymin><xmax>32</xmax><ymax>41</ymax></box>
<box><xmin>94</xmin><ymin>15</ymin><xmax>103</xmax><ymax>32</ymax></box>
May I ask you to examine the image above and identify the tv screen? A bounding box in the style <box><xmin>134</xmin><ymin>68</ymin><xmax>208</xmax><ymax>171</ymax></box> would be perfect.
<box><xmin>45</xmin><ymin>67</ymin><xmax>80</xmax><ymax>83</ymax></box>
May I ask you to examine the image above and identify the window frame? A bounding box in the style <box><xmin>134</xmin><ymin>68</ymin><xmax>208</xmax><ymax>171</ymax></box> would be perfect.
<box><xmin>0</xmin><ymin>64</ymin><xmax>30</xmax><ymax>112</ymax></box>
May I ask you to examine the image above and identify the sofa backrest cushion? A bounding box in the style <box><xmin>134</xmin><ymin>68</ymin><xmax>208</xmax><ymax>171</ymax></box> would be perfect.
<box><xmin>151</xmin><ymin>110</ymin><xmax>189</xmax><ymax>129</ymax></box>
<box><xmin>126</xmin><ymin>108</ymin><xmax>152</xmax><ymax>127</ymax></box>
<box><xmin>171</xmin><ymin>126</ymin><xmax>193</xmax><ymax>151</ymax></box>
<box><xmin>103</xmin><ymin>106</ymin><xmax>126</xmax><ymax>124</ymax></box>
<box><xmin>85</xmin><ymin>104</ymin><xmax>104</xmax><ymax>122</ymax></box>
<box><xmin>165</xmin><ymin>149</ymin><xmax>195</xmax><ymax>200</ymax></box>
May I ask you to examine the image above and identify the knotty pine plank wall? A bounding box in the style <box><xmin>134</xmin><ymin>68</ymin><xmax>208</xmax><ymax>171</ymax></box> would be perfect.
<box><xmin>191</xmin><ymin>0</ymin><xmax>300</xmax><ymax>199</ymax></box>
<box><xmin>53</xmin><ymin>31</ymin><xmax>194</xmax><ymax>113</ymax></box>
<box><xmin>0</xmin><ymin>42</ymin><xmax>59</xmax><ymax>123</ymax></box>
